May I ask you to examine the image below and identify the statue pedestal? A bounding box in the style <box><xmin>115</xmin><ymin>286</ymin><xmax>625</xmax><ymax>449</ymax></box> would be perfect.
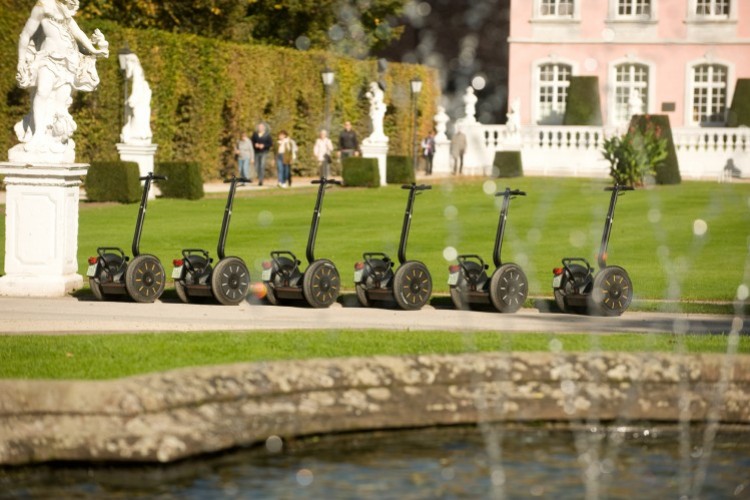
<box><xmin>460</xmin><ymin>122</ymin><xmax>491</xmax><ymax>175</ymax></box>
<box><xmin>432</xmin><ymin>138</ymin><xmax>451</xmax><ymax>174</ymax></box>
<box><xmin>0</xmin><ymin>163</ymin><xmax>88</xmax><ymax>297</ymax></box>
<box><xmin>361</xmin><ymin>139</ymin><xmax>389</xmax><ymax>187</ymax></box>
<box><xmin>117</xmin><ymin>143</ymin><xmax>158</xmax><ymax>197</ymax></box>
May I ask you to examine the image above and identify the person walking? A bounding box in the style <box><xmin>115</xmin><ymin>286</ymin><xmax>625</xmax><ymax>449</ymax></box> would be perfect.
<box><xmin>338</xmin><ymin>121</ymin><xmax>359</xmax><ymax>159</ymax></box>
<box><xmin>252</xmin><ymin>122</ymin><xmax>273</xmax><ymax>186</ymax></box>
<box><xmin>421</xmin><ymin>130</ymin><xmax>436</xmax><ymax>175</ymax></box>
<box><xmin>276</xmin><ymin>130</ymin><xmax>294</xmax><ymax>188</ymax></box>
<box><xmin>235</xmin><ymin>131</ymin><xmax>253</xmax><ymax>184</ymax></box>
<box><xmin>450</xmin><ymin>127</ymin><xmax>467</xmax><ymax>175</ymax></box>
<box><xmin>313</xmin><ymin>129</ymin><xmax>334</xmax><ymax>178</ymax></box>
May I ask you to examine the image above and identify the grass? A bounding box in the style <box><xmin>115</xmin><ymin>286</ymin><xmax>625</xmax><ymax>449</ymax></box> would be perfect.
<box><xmin>0</xmin><ymin>330</ymin><xmax>747</xmax><ymax>380</ymax></box>
<box><xmin>1</xmin><ymin>177</ymin><xmax>749</xmax><ymax>302</ymax></box>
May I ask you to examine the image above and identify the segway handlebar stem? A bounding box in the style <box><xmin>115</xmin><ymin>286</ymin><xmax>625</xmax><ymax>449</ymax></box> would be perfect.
<box><xmin>597</xmin><ymin>184</ymin><xmax>631</xmax><ymax>269</ymax></box>
<box><xmin>492</xmin><ymin>187</ymin><xmax>526</xmax><ymax>268</ymax></box>
<box><xmin>397</xmin><ymin>184</ymin><xmax>431</xmax><ymax>265</ymax></box>
<box><xmin>217</xmin><ymin>177</ymin><xmax>245</xmax><ymax>260</ymax></box>
<box><xmin>131</xmin><ymin>172</ymin><xmax>165</xmax><ymax>257</ymax></box>
<box><xmin>306</xmin><ymin>177</ymin><xmax>339</xmax><ymax>264</ymax></box>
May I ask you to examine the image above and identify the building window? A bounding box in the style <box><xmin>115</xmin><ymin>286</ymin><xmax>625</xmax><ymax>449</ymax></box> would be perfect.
<box><xmin>614</xmin><ymin>64</ymin><xmax>649</xmax><ymax>124</ymax></box>
<box><xmin>695</xmin><ymin>0</ymin><xmax>729</xmax><ymax>17</ymax></box>
<box><xmin>539</xmin><ymin>0</ymin><xmax>575</xmax><ymax>17</ymax></box>
<box><xmin>617</xmin><ymin>0</ymin><xmax>651</xmax><ymax>17</ymax></box>
<box><xmin>537</xmin><ymin>63</ymin><xmax>572</xmax><ymax>124</ymax></box>
<box><xmin>691</xmin><ymin>64</ymin><xmax>728</xmax><ymax>125</ymax></box>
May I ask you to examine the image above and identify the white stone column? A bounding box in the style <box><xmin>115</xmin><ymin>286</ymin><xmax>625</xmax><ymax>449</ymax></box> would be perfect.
<box><xmin>361</xmin><ymin>139</ymin><xmax>389</xmax><ymax>186</ymax></box>
<box><xmin>432</xmin><ymin>137</ymin><xmax>451</xmax><ymax>174</ymax></box>
<box><xmin>0</xmin><ymin>163</ymin><xmax>88</xmax><ymax>297</ymax></box>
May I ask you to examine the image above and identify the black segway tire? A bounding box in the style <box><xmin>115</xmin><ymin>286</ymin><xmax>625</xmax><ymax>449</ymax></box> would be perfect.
<box><xmin>211</xmin><ymin>257</ymin><xmax>251</xmax><ymax>305</ymax></box>
<box><xmin>90</xmin><ymin>278</ymin><xmax>105</xmax><ymax>301</ymax></box>
<box><xmin>355</xmin><ymin>283</ymin><xmax>371</xmax><ymax>307</ymax></box>
<box><xmin>450</xmin><ymin>287</ymin><xmax>468</xmax><ymax>310</ymax></box>
<box><xmin>393</xmin><ymin>261</ymin><xmax>432</xmax><ymax>310</ymax></box>
<box><xmin>554</xmin><ymin>289</ymin><xmax>567</xmax><ymax>313</ymax></box>
<box><xmin>265</xmin><ymin>283</ymin><xmax>279</xmax><ymax>305</ymax></box>
<box><xmin>490</xmin><ymin>263</ymin><xmax>528</xmax><ymax>313</ymax></box>
<box><xmin>303</xmin><ymin>259</ymin><xmax>340</xmax><ymax>308</ymax></box>
<box><xmin>174</xmin><ymin>280</ymin><xmax>190</xmax><ymax>303</ymax></box>
<box><xmin>590</xmin><ymin>265</ymin><xmax>633</xmax><ymax>317</ymax></box>
<box><xmin>125</xmin><ymin>254</ymin><xmax>166</xmax><ymax>303</ymax></box>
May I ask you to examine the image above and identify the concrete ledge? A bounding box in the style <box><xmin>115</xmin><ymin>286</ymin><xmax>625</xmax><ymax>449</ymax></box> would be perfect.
<box><xmin>1</xmin><ymin>352</ymin><xmax>749</xmax><ymax>465</ymax></box>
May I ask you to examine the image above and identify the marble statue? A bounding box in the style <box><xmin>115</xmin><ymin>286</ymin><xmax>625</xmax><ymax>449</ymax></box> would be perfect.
<box><xmin>120</xmin><ymin>53</ymin><xmax>153</xmax><ymax>144</ymax></box>
<box><xmin>365</xmin><ymin>81</ymin><xmax>387</xmax><ymax>142</ymax></box>
<box><xmin>627</xmin><ymin>89</ymin><xmax>644</xmax><ymax>118</ymax></box>
<box><xmin>11</xmin><ymin>0</ymin><xmax>109</xmax><ymax>163</ymax></box>
<box><xmin>506</xmin><ymin>97</ymin><xmax>521</xmax><ymax>134</ymax></box>
<box><xmin>434</xmin><ymin>105</ymin><xmax>449</xmax><ymax>141</ymax></box>
<box><xmin>462</xmin><ymin>86</ymin><xmax>477</xmax><ymax>124</ymax></box>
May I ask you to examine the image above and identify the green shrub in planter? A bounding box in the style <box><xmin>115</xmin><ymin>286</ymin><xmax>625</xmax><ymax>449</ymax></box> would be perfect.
<box><xmin>85</xmin><ymin>161</ymin><xmax>141</xmax><ymax>203</ymax></box>
<box><xmin>386</xmin><ymin>155</ymin><xmax>415</xmax><ymax>184</ymax></box>
<box><xmin>493</xmin><ymin>151</ymin><xmax>523</xmax><ymax>178</ymax></box>
<box><xmin>563</xmin><ymin>76</ymin><xmax>603</xmax><ymax>126</ymax></box>
<box><xmin>728</xmin><ymin>78</ymin><xmax>750</xmax><ymax>127</ymax></box>
<box><xmin>628</xmin><ymin>115</ymin><xmax>681</xmax><ymax>185</ymax></box>
<box><xmin>342</xmin><ymin>157</ymin><xmax>380</xmax><ymax>187</ymax></box>
<box><xmin>154</xmin><ymin>162</ymin><xmax>205</xmax><ymax>199</ymax></box>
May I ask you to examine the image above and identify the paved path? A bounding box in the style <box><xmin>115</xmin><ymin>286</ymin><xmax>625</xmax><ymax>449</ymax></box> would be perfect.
<box><xmin>0</xmin><ymin>295</ymin><xmax>744</xmax><ymax>335</ymax></box>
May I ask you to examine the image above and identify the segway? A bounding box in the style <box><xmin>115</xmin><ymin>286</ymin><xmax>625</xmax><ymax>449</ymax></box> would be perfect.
<box><xmin>552</xmin><ymin>184</ymin><xmax>634</xmax><ymax>316</ymax></box>
<box><xmin>261</xmin><ymin>177</ymin><xmax>342</xmax><ymax>308</ymax></box>
<box><xmin>171</xmin><ymin>177</ymin><xmax>251</xmax><ymax>305</ymax></box>
<box><xmin>353</xmin><ymin>184</ymin><xmax>433</xmax><ymax>310</ymax></box>
<box><xmin>87</xmin><ymin>172</ymin><xmax>167</xmax><ymax>303</ymax></box>
<box><xmin>448</xmin><ymin>187</ymin><xmax>528</xmax><ymax>312</ymax></box>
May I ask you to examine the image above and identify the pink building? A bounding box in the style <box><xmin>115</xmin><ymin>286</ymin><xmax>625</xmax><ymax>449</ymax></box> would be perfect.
<box><xmin>508</xmin><ymin>0</ymin><xmax>750</xmax><ymax>127</ymax></box>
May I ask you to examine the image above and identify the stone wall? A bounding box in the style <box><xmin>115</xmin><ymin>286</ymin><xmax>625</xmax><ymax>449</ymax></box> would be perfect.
<box><xmin>1</xmin><ymin>352</ymin><xmax>749</xmax><ymax>465</ymax></box>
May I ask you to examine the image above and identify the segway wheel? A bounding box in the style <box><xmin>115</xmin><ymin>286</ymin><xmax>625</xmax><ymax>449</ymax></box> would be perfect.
<box><xmin>355</xmin><ymin>283</ymin><xmax>371</xmax><ymax>307</ymax></box>
<box><xmin>303</xmin><ymin>260</ymin><xmax>340</xmax><ymax>308</ymax></box>
<box><xmin>393</xmin><ymin>261</ymin><xmax>432</xmax><ymax>310</ymax></box>
<box><xmin>490</xmin><ymin>263</ymin><xmax>528</xmax><ymax>313</ymax></box>
<box><xmin>450</xmin><ymin>287</ymin><xmax>468</xmax><ymax>310</ymax></box>
<box><xmin>557</xmin><ymin>263</ymin><xmax>591</xmax><ymax>314</ymax></box>
<box><xmin>90</xmin><ymin>253</ymin><xmax>125</xmax><ymax>301</ymax></box>
<box><xmin>125</xmin><ymin>254</ymin><xmax>166</xmax><ymax>303</ymax></box>
<box><xmin>211</xmin><ymin>257</ymin><xmax>251</xmax><ymax>305</ymax></box>
<box><xmin>554</xmin><ymin>289</ymin><xmax>567</xmax><ymax>313</ymax></box>
<box><xmin>90</xmin><ymin>278</ymin><xmax>105</xmax><ymax>301</ymax></box>
<box><xmin>174</xmin><ymin>280</ymin><xmax>190</xmax><ymax>303</ymax></box>
<box><xmin>265</xmin><ymin>283</ymin><xmax>279</xmax><ymax>305</ymax></box>
<box><xmin>590</xmin><ymin>265</ymin><xmax>633</xmax><ymax>317</ymax></box>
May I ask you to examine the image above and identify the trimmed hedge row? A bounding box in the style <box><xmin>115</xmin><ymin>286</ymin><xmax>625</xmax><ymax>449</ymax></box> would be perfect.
<box><xmin>493</xmin><ymin>151</ymin><xmax>523</xmax><ymax>178</ymax></box>
<box><xmin>386</xmin><ymin>155</ymin><xmax>415</xmax><ymax>184</ymax></box>
<box><xmin>563</xmin><ymin>76</ymin><xmax>603</xmax><ymax>126</ymax></box>
<box><xmin>155</xmin><ymin>162</ymin><xmax>205</xmax><ymax>199</ymax></box>
<box><xmin>628</xmin><ymin>115</ymin><xmax>681</xmax><ymax>185</ymax></box>
<box><xmin>85</xmin><ymin>162</ymin><xmax>141</xmax><ymax>203</ymax></box>
<box><xmin>342</xmin><ymin>157</ymin><xmax>380</xmax><ymax>187</ymax></box>
<box><xmin>729</xmin><ymin>78</ymin><xmax>750</xmax><ymax>127</ymax></box>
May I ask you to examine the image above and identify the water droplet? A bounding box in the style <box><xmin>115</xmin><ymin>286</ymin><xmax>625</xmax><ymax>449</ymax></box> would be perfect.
<box><xmin>440</xmin><ymin>466</ymin><xmax>455</xmax><ymax>481</ymax></box>
<box><xmin>258</xmin><ymin>210</ymin><xmax>274</xmax><ymax>226</ymax></box>
<box><xmin>657</xmin><ymin>245</ymin><xmax>670</xmax><ymax>260</ymax></box>
<box><xmin>472</xmin><ymin>75</ymin><xmax>486</xmax><ymax>90</ymax></box>
<box><xmin>295</xmin><ymin>35</ymin><xmax>311</xmax><ymax>51</ymax></box>
<box><xmin>417</xmin><ymin>1</ymin><xmax>432</xmax><ymax>16</ymax></box>
<box><xmin>648</xmin><ymin>208</ymin><xmax>661</xmax><ymax>224</ymax></box>
<box><xmin>693</xmin><ymin>219</ymin><xmax>708</xmax><ymax>236</ymax></box>
<box><xmin>530</xmin><ymin>485</ymin><xmax>545</xmax><ymax>496</ymax></box>
<box><xmin>483</xmin><ymin>180</ymin><xmax>497</xmax><ymax>195</ymax></box>
<box><xmin>527</xmin><ymin>228</ymin><xmax>541</xmax><ymax>243</ymax></box>
<box><xmin>737</xmin><ymin>284</ymin><xmax>749</xmax><ymax>301</ymax></box>
<box><xmin>569</xmin><ymin>230</ymin><xmax>586</xmax><ymax>248</ymax></box>
<box><xmin>584</xmin><ymin>57</ymin><xmax>598</xmax><ymax>71</ymax></box>
<box><xmin>673</xmin><ymin>318</ymin><xmax>689</xmax><ymax>334</ymax></box>
<box><xmin>328</xmin><ymin>24</ymin><xmax>344</xmax><ymax>41</ymax></box>
<box><xmin>296</xmin><ymin>468</ymin><xmax>314</xmax><ymax>486</ymax></box>
<box><xmin>265</xmin><ymin>435</ymin><xmax>283</xmax><ymax>453</ymax></box>
<box><xmin>444</xmin><ymin>205</ymin><xmax>458</xmax><ymax>220</ymax></box>
<box><xmin>443</xmin><ymin>246</ymin><xmax>458</xmax><ymax>261</ymax></box>
<box><xmin>549</xmin><ymin>338</ymin><xmax>563</xmax><ymax>352</ymax></box>
<box><xmin>561</xmin><ymin>380</ymin><xmax>575</xmax><ymax>395</ymax></box>
<box><xmin>491</xmin><ymin>468</ymin><xmax>505</xmax><ymax>486</ymax></box>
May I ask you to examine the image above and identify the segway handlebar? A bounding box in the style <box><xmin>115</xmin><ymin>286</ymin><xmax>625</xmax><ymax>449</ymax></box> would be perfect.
<box><xmin>311</xmin><ymin>178</ymin><xmax>343</xmax><ymax>186</ymax></box>
<box><xmin>401</xmin><ymin>184</ymin><xmax>432</xmax><ymax>191</ymax></box>
<box><xmin>605</xmin><ymin>185</ymin><xmax>634</xmax><ymax>192</ymax></box>
<box><xmin>140</xmin><ymin>174</ymin><xmax>167</xmax><ymax>181</ymax></box>
<box><xmin>224</xmin><ymin>176</ymin><xmax>251</xmax><ymax>184</ymax></box>
<box><xmin>496</xmin><ymin>189</ymin><xmax>526</xmax><ymax>197</ymax></box>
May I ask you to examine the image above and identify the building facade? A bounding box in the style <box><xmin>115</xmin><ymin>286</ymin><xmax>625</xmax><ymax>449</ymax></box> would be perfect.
<box><xmin>507</xmin><ymin>0</ymin><xmax>749</xmax><ymax>127</ymax></box>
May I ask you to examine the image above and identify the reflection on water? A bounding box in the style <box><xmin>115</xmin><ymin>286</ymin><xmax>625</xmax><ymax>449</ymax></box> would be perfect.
<box><xmin>1</xmin><ymin>425</ymin><xmax>749</xmax><ymax>499</ymax></box>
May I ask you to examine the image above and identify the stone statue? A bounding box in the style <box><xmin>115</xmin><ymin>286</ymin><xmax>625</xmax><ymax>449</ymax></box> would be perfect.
<box><xmin>463</xmin><ymin>86</ymin><xmax>477</xmax><ymax>124</ymax></box>
<box><xmin>506</xmin><ymin>97</ymin><xmax>521</xmax><ymax>134</ymax></box>
<box><xmin>365</xmin><ymin>82</ymin><xmax>387</xmax><ymax>142</ymax></box>
<box><xmin>120</xmin><ymin>53</ymin><xmax>153</xmax><ymax>145</ymax></box>
<box><xmin>627</xmin><ymin>89</ymin><xmax>644</xmax><ymax>118</ymax></box>
<box><xmin>434</xmin><ymin>106</ymin><xmax>449</xmax><ymax>141</ymax></box>
<box><xmin>11</xmin><ymin>0</ymin><xmax>109</xmax><ymax>164</ymax></box>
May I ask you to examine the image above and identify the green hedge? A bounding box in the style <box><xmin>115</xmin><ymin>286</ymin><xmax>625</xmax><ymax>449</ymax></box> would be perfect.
<box><xmin>154</xmin><ymin>162</ymin><xmax>205</xmax><ymax>199</ymax></box>
<box><xmin>563</xmin><ymin>76</ymin><xmax>603</xmax><ymax>126</ymax></box>
<box><xmin>85</xmin><ymin>162</ymin><xmax>142</xmax><ymax>203</ymax></box>
<box><xmin>493</xmin><ymin>151</ymin><xmax>523</xmax><ymax>178</ymax></box>
<box><xmin>628</xmin><ymin>115</ymin><xmax>681</xmax><ymax>185</ymax></box>
<box><xmin>0</xmin><ymin>0</ymin><xmax>439</xmax><ymax>180</ymax></box>
<box><xmin>386</xmin><ymin>155</ymin><xmax>415</xmax><ymax>184</ymax></box>
<box><xmin>728</xmin><ymin>79</ymin><xmax>750</xmax><ymax>127</ymax></box>
<box><xmin>342</xmin><ymin>157</ymin><xmax>380</xmax><ymax>187</ymax></box>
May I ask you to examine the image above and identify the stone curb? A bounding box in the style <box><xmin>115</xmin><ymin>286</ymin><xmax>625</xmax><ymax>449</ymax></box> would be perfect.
<box><xmin>1</xmin><ymin>352</ymin><xmax>749</xmax><ymax>466</ymax></box>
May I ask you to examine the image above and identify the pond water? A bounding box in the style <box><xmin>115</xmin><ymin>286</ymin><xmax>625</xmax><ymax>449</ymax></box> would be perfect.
<box><xmin>2</xmin><ymin>425</ymin><xmax>749</xmax><ymax>499</ymax></box>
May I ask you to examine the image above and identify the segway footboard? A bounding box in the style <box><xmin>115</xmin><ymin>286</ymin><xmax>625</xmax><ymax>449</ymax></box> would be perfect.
<box><xmin>173</xmin><ymin>249</ymin><xmax>214</xmax><ymax>299</ymax></box>
<box><xmin>448</xmin><ymin>254</ymin><xmax>491</xmax><ymax>306</ymax></box>
<box><xmin>264</xmin><ymin>250</ymin><xmax>304</xmax><ymax>300</ymax></box>
<box><xmin>553</xmin><ymin>257</ymin><xmax>594</xmax><ymax>310</ymax></box>
<box><xmin>355</xmin><ymin>252</ymin><xmax>395</xmax><ymax>300</ymax></box>
<box><xmin>89</xmin><ymin>247</ymin><xmax>129</xmax><ymax>297</ymax></box>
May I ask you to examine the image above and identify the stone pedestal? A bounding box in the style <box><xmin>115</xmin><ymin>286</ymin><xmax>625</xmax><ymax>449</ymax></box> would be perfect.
<box><xmin>461</xmin><ymin>122</ymin><xmax>491</xmax><ymax>175</ymax></box>
<box><xmin>361</xmin><ymin>140</ymin><xmax>389</xmax><ymax>186</ymax></box>
<box><xmin>0</xmin><ymin>163</ymin><xmax>88</xmax><ymax>297</ymax></box>
<box><xmin>432</xmin><ymin>138</ymin><xmax>451</xmax><ymax>174</ymax></box>
<box><xmin>117</xmin><ymin>143</ymin><xmax>158</xmax><ymax>197</ymax></box>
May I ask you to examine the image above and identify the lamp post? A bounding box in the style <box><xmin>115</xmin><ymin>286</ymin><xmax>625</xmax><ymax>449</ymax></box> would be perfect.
<box><xmin>321</xmin><ymin>67</ymin><xmax>335</xmax><ymax>133</ymax></box>
<box><xmin>410</xmin><ymin>77</ymin><xmax>423</xmax><ymax>174</ymax></box>
<box><xmin>118</xmin><ymin>44</ymin><xmax>133</xmax><ymax>133</ymax></box>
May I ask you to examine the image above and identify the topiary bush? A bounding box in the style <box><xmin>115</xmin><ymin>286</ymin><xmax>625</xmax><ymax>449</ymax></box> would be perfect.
<box><xmin>563</xmin><ymin>76</ymin><xmax>603</xmax><ymax>126</ymax></box>
<box><xmin>728</xmin><ymin>78</ymin><xmax>750</xmax><ymax>127</ymax></box>
<box><xmin>155</xmin><ymin>162</ymin><xmax>205</xmax><ymax>199</ymax></box>
<box><xmin>342</xmin><ymin>157</ymin><xmax>380</xmax><ymax>187</ymax></box>
<box><xmin>602</xmin><ymin>124</ymin><xmax>667</xmax><ymax>187</ymax></box>
<box><xmin>386</xmin><ymin>155</ymin><xmax>415</xmax><ymax>184</ymax></box>
<box><xmin>85</xmin><ymin>161</ymin><xmax>142</xmax><ymax>203</ymax></box>
<box><xmin>628</xmin><ymin>115</ymin><xmax>681</xmax><ymax>185</ymax></box>
<box><xmin>493</xmin><ymin>151</ymin><xmax>523</xmax><ymax>178</ymax></box>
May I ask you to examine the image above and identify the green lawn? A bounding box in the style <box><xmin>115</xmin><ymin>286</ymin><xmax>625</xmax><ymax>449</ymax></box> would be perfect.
<box><xmin>1</xmin><ymin>177</ymin><xmax>749</xmax><ymax>301</ymax></box>
<box><xmin>0</xmin><ymin>330</ymin><xmax>746</xmax><ymax>380</ymax></box>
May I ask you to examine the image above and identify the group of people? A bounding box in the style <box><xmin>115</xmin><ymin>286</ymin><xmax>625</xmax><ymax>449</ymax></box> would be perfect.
<box><xmin>235</xmin><ymin>120</ymin><xmax>468</xmax><ymax>185</ymax></box>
